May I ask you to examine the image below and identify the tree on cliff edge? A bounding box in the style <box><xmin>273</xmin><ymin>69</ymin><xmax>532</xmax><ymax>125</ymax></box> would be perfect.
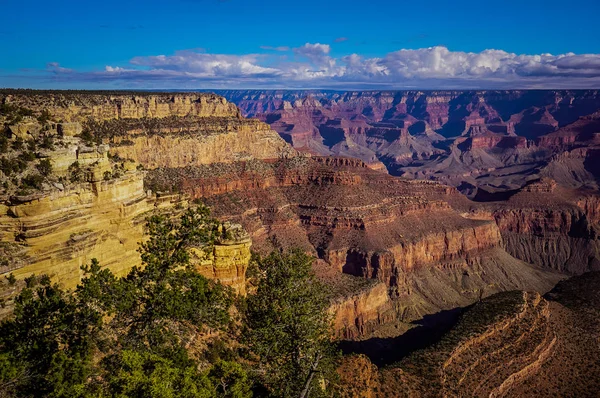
<box><xmin>244</xmin><ymin>250</ymin><xmax>337</xmax><ymax>397</ymax></box>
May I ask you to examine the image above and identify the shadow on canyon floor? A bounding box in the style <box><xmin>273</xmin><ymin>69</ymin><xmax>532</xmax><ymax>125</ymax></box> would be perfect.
<box><xmin>338</xmin><ymin>305</ymin><xmax>472</xmax><ymax>367</ymax></box>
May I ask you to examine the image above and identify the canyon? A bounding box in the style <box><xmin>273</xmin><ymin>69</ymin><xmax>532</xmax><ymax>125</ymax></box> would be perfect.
<box><xmin>1</xmin><ymin>90</ymin><xmax>599</xmax><ymax>394</ymax></box>
<box><xmin>215</xmin><ymin>89</ymin><xmax>600</xmax><ymax>197</ymax></box>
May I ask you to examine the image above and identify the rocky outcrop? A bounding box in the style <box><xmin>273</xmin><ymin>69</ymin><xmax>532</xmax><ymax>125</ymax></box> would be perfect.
<box><xmin>191</xmin><ymin>224</ymin><xmax>252</xmax><ymax>295</ymax></box>
<box><xmin>1</xmin><ymin>91</ymin><xmax>296</xmax><ymax>169</ymax></box>
<box><xmin>0</xmin><ymin>92</ymin><xmax>279</xmax><ymax>292</ymax></box>
<box><xmin>0</xmin><ymin>164</ymin><xmax>255</xmax><ymax>291</ymax></box>
<box><xmin>325</xmin><ymin>219</ymin><xmax>502</xmax><ymax>284</ymax></box>
<box><xmin>313</xmin><ymin>260</ymin><xmax>397</xmax><ymax>339</ymax></box>
<box><xmin>329</xmin><ymin>281</ymin><xmax>396</xmax><ymax>340</ymax></box>
<box><xmin>152</xmin><ymin>157</ymin><xmax>564</xmax><ymax>335</ymax></box>
<box><xmin>0</xmin><ymin>166</ymin><xmax>157</xmax><ymax>287</ymax></box>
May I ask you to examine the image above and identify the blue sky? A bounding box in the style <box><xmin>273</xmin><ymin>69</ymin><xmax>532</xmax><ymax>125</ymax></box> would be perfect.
<box><xmin>2</xmin><ymin>0</ymin><xmax>600</xmax><ymax>89</ymax></box>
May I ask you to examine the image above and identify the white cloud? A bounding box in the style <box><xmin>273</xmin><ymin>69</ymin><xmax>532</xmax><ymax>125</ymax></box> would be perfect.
<box><xmin>128</xmin><ymin>50</ymin><xmax>280</xmax><ymax>77</ymax></box>
<box><xmin>35</xmin><ymin>45</ymin><xmax>600</xmax><ymax>89</ymax></box>
<box><xmin>293</xmin><ymin>43</ymin><xmax>333</xmax><ymax>67</ymax></box>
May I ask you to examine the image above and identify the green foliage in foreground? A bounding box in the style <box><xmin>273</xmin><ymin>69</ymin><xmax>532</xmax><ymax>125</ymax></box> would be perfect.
<box><xmin>245</xmin><ymin>250</ymin><xmax>337</xmax><ymax>397</ymax></box>
<box><xmin>0</xmin><ymin>206</ymin><xmax>337</xmax><ymax>397</ymax></box>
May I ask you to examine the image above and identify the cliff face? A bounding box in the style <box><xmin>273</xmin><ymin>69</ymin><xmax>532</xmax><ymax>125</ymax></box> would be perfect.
<box><xmin>1</xmin><ymin>91</ymin><xmax>296</xmax><ymax>169</ymax></box>
<box><xmin>314</xmin><ymin>260</ymin><xmax>397</xmax><ymax>340</ymax></box>
<box><xmin>1</xmin><ymin>92</ymin><xmax>240</xmax><ymax>122</ymax></box>
<box><xmin>329</xmin><ymin>282</ymin><xmax>395</xmax><ymax>339</ymax></box>
<box><xmin>326</xmin><ymin>220</ymin><xmax>502</xmax><ymax>282</ymax></box>
<box><xmin>489</xmin><ymin>180</ymin><xmax>600</xmax><ymax>275</ymax></box>
<box><xmin>110</xmin><ymin>118</ymin><xmax>295</xmax><ymax>169</ymax></box>
<box><xmin>0</xmin><ymin>161</ymin><xmax>254</xmax><ymax>292</ymax></box>
<box><xmin>192</xmin><ymin>225</ymin><xmax>252</xmax><ymax>295</ymax></box>
<box><xmin>2</xmin><ymin>172</ymin><xmax>150</xmax><ymax>286</ymax></box>
<box><xmin>0</xmin><ymin>92</ymin><xmax>285</xmax><ymax>293</ymax></box>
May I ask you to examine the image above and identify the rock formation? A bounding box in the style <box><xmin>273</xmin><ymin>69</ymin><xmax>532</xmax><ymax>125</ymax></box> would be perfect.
<box><xmin>147</xmin><ymin>155</ymin><xmax>564</xmax><ymax>329</ymax></box>
<box><xmin>1</xmin><ymin>91</ymin><xmax>241</xmax><ymax>122</ymax></box>
<box><xmin>109</xmin><ymin>117</ymin><xmax>294</xmax><ymax>169</ymax></box>
<box><xmin>489</xmin><ymin>179</ymin><xmax>600</xmax><ymax>275</ymax></box>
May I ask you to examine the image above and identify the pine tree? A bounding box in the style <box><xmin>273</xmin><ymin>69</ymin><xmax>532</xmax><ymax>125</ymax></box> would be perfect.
<box><xmin>244</xmin><ymin>250</ymin><xmax>337</xmax><ymax>397</ymax></box>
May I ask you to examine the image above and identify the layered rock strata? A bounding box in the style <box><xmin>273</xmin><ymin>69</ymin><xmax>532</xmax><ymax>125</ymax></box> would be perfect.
<box><xmin>1</xmin><ymin>91</ymin><xmax>241</xmax><ymax>122</ymax></box>
<box><xmin>149</xmin><ymin>157</ymin><xmax>563</xmax><ymax>330</ymax></box>
<box><xmin>490</xmin><ymin>179</ymin><xmax>600</xmax><ymax>274</ymax></box>
<box><xmin>0</xmin><ymin>90</ymin><xmax>579</xmax><ymax>341</ymax></box>
<box><xmin>0</xmin><ymin>92</ymin><xmax>292</xmax><ymax>293</ymax></box>
<box><xmin>109</xmin><ymin>118</ymin><xmax>294</xmax><ymax>168</ymax></box>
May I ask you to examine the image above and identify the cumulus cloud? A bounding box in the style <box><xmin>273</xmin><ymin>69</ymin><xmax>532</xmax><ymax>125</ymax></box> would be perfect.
<box><xmin>293</xmin><ymin>43</ymin><xmax>332</xmax><ymax>66</ymax></box>
<box><xmin>30</xmin><ymin>45</ymin><xmax>600</xmax><ymax>89</ymax></box>
<box><xmin>128</xmin><ymin>50</ymin><xmax>281</xmax><ymax>77</ymax></box>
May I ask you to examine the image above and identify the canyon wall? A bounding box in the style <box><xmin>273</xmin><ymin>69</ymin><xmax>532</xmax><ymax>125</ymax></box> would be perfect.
<box><xmin>489</xmin><ymin>180</ymin><xmax>600</xmax><ymax>275</ymax></box>
<box><xmin>109</xmin><ymin>118</ymin><xmax>295</xmax><ymax>169</ymax></box>
<box><xmin>0</xmin><ymin>158</ymin><xmax>254</xmax><ymax>292</ymax></box>
<box><xmin>1</xmin><ymin>90</ymin><xmax>585</xmax><ymax>341</ymax></box>
<box><xmin>153</xmin><ymin>156</ymin><xmax>564</xmax><ymax>327</ymax></box>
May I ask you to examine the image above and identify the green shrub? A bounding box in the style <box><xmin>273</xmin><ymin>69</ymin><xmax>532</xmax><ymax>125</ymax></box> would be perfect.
<box><xmin>40</xmin><ymin>134</ymin><xmax>54</xmax><ymax>150</ymax></box>
<box><xmin>4</xmin><ymin>273</ymin><xmax>16</xmax><ymax>285</ymax></box>
<box><xmin>21</xmin><ymin>173</ymin><xmax>44</xmax><ymax>190</ymax></box>
<box><xmin>36</xmin><ymin>158</ymin><xmax>53</xmax><ymax>177</ymax></box>
<box><xmin>17</xmin><ymin>151</ymin><xmax>36</xmax><ymax>162</ymax></box>
<box><xmin>26</xmin><ymin>139</ymin><xmax>36</xmax><ymax>152</ymax></box>
<box><xmin>68</xmin><ymin>161</ymin><xmax>83</xmax><ymax>183</ymax></box>
<box><xmin>0</xmin><ymin>134</ymin><xmax>7</xmax><ymax>153</ymax></box>
<box><xmin>37</xmin><ymin>109</ymin><xmax>51</xmax><ymax>124</ymax></box>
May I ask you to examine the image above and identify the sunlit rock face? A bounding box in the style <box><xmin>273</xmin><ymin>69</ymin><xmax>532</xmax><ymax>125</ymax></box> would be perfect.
<box><xmin>1</xmin><ymin>92</ymin><xmax>241</xmax><ymax>121</ymax></box>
